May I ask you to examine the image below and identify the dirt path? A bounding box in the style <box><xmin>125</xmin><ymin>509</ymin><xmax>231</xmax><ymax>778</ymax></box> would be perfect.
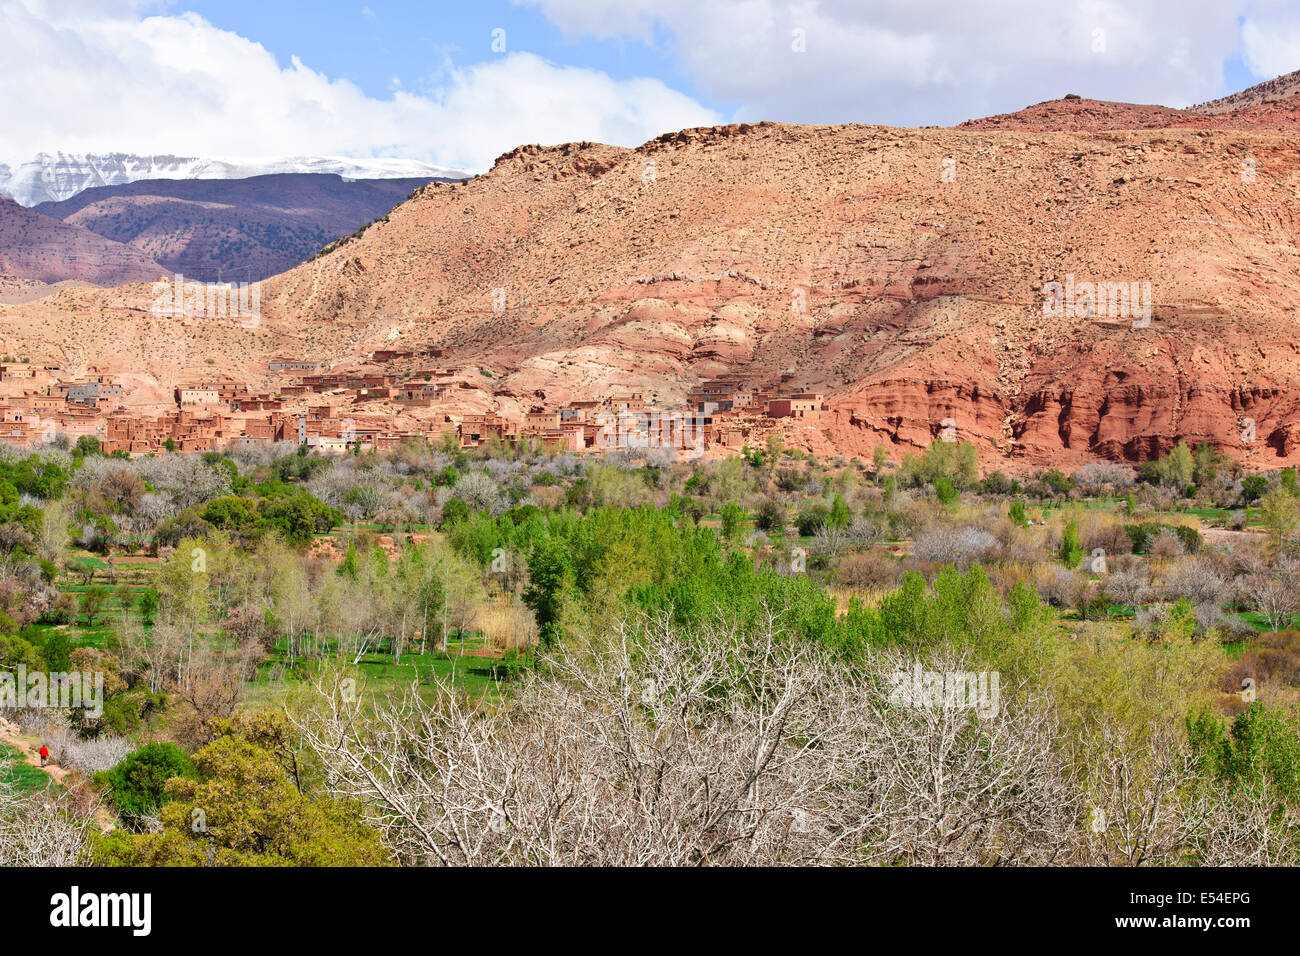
<box><xmin>0</xmin><ymin>717</ymin><xmax>70</xmax><ymax>786</ymax></box>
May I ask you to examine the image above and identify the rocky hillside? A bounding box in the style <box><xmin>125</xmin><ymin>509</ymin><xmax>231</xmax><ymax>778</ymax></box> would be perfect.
<box><xmin>1193</xmin><ymin>69</ymin><xmax>1300</xmax><ymax>113</ymax></box>
<box><xmin>0</xmin><ymin>195</ymin><xmax>164</xmax><ymax>286</ymax></box>
<box><xmin>3</xmin><ymin>91</ymin><xmax>1299</xmax><ymax>471</ymax></box>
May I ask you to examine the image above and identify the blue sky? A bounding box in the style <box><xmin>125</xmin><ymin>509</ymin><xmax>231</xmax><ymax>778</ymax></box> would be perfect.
<box><xmin>2</xmin><ymin>1</ymin><xmax>1296</xmax><ymax>172</ymax></box>
<box><xmin>182</xmin><ymin>1</ymin><xmax>712</xmax><ymax>105</ymax></box>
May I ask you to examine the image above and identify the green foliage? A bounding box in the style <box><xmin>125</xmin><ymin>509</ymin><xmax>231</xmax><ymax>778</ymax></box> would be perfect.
<box><xmin>0</xmin><ymin>455</ymin><xmax>68</xmax><ymax>499</ymax></box>
<box><xmin>980</xmin><ymin>471</ymin><xmax>1021</xmax><ymax>496</ymax></box>
<box><xmin>438</xmin><ymin>498</ymin><xmax>471</xmax><ymax>528</ymax></box>
<box><xmin>897</xmin><ymin>440</ymin><xmax>979</xmax><ymax>490</ymax></box>
<box><xmin>1193</xmin><ymin>441</ymin><xmax>1231</xmax><ymax>488</ymax></box>
<box><xmin>92</xmin><ymin>731</ymin><xmax>389</xmax><ymax>866</ymax></box>
<box><xmin>1140</xmin><ymin>441</ymin><xmax>1195</xmax><ymax>489</ymax></box>
<box><xmin>795</xmin><ymin>503</ymin><xmax>830</xmax><ymax>536</ymax></box>
<box><xmin>828</xmin><ymin>494</ymin><xmax>851</xmax><ymax>529</ymax></box>
<box><xmin>201</xmin><ymin>491</ymin><xmax>340</xmax><ymax>547</ymax></box>
<box><xmin>1241</xmin><ymin>475</ymin><xmax>1268</xmax><ymax>505</ymax></box>
<box><xmin>1059</xmin><ymin>521</ymin><xmax>1083</xmax><ymax>568</ymax></box>
<box><xmin>719</xmin><ymin>502</ymin><xmax>745</xmax><ymax>540</ymax></box>
<box><xmin>79</xmin><ymin>585</ymin><xmax>108</xmax><ymax>625</ymax></box>
<box><xmin>1008</xmin><ymin>499</ymin><xmax>1028</xmax><ymax>527</ymax></box>
<box><xmin>753</xmin><ymin>498</ymin><xmax>783</xmax><ymax>532</ymax></box>
<box><xmin>933</xmin><ymin>476</ymin><xmax>959</xmax><ymax>507</ymax></box>
<box><xmin>73</xmin><ymin>435</ymin><xmax>102</xmax><ymax>457</ymax></box>
<box><xmin>1125</xmin><ymin>522</ymin><xmax>1203</xmax><ymax>554</ymax></box>
<box><xmin>1039</xmin><ymin>469</ymin><xmax>1072</xmax><ymax>496</ymax></box>
<box><xmin>95</xmin><ymin>742</ymin><xmax>197</xmax><ymax>830</ymax></box>
<box><xmin>1189</xmin><ymin>703</ymin><xmax>1300</xmax><ymax>804</ymax></box>
<box><xmin>1258</xmin><ymin>487</ymin><xmax>1300</xmax><ymax>553</ymax></box>
<box><xmin>137</xmin><ymin>588</ymin><xmax>159</xmax><ymax>625</ymax></box>
<box><xmin>523</xmin><ymin>534</ymin><xmax>572</xmax><ymax>647</ymax></box>
<box><xmin>838</xmin><ymin>568</ymin><xmax>1044</xmax><ymax>673</ymax></box>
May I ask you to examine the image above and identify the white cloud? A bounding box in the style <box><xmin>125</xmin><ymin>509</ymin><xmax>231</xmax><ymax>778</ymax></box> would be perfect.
<box><xmin>1242</xmin><ymin>4</ymin><xmax>1300</xmax><ymax>79</ymax></box>
<box><xmin>0</xmin><ymin>0</ymin><xmax>720</xmax><ymax>172</ymax></box>
<box><xmin>519</xmin><ymin>0</ymin><xmax>1288</xmax><ymax>125</ymax></box>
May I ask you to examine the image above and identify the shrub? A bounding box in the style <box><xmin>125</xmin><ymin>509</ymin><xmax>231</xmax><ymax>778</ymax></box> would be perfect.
<box><xmin>795</xmin><ymin>504</ymin><xmax>831</xmax><ymax>537</ymax></box>
<box><xmin>1125</xmin><ymin>522</ymin><xmax>1201</xmax><ymax>555</ymax></box>
<box><xmin>1037</xmin><ymin>567</ymin><xmax>1087</xmax><ymax>609</ymax></box>
<box><xmin>836</xmin><ymin>550</ymin><xmax>902</xmax><ymax>590</ymax></box>
<box><xmin>1164</xmin><ymin>559</ymin><xmax>1230</xmax><ymax>606</ymax></box>
<box><xmin>1083</xmin><ymin>522</ymin><xmax>1132</xmax><ymax>556</ymax></box>
<box><xmin>1072</xmin><ymin>461</ymin><xmax>1137</xmax><ymax>495</ymax></box>
<box><xmin>912</xmin><ymin>526</ymin><xmax>997</xmax><ymax>569</ymax></box>
<box><xmin>753</xmin><ymin>498</ymin><xmax>784</xmax><ymax>532</ymax></box>
<box><xmin>94</xmin><ymin>741</ymin><xmax>197</xmax><ymax>830</ymax></box>
<box><xmin>933</xmin><ymin>476</ymin><xmax>959</xmax><ymax>506</ymax></box>
<box><xmin>438</xmin><ymin>497</ymin><xmax>471</xmax><ymax>528</ymax></box>
<box><xmin>42</xmin><ymin>728</ymin><xmax>131</xmax><ymax>776</ymax></box>
<box><xmin>1148</xmin><ymin>530</ymin><xmax>1186</xmax><ymax>559</ymax></box>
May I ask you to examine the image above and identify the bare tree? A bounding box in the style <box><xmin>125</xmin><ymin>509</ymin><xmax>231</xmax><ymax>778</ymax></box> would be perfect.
<box><xmin>1077</xmin><ymin>718</ymin><xmax>1201</xmax><ymax>866</ymax></box>
<box><xmin>0</xmin><ymin>781</ymin><xmax>98</xmax><ymax>866</ymax></box>
<box><xmin>1246</xmin><ymin>574</ymin><xmax>1299</xmax><ymax>634</ymax></box>
<box><xmin>294</xmin><ymin>610</ymin><xmax>1084</xmax><ymax>866</ymax></box>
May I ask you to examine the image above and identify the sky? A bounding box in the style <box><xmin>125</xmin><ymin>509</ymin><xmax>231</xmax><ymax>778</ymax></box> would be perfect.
<box><xmin>2</xmin><ymin>0</ymin><xmax>1299</xmax><ymax>173</ymax></box>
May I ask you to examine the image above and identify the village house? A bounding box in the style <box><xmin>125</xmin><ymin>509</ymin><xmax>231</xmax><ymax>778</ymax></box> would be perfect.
<box><xmin>176</xmin><ymin>386</ymin><xmax>221</xmax><ymax>407</ymax></box>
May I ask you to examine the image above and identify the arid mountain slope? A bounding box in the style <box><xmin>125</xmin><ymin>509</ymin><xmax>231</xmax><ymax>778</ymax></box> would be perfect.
<box><xmin>0</xmin><ymin>195</ymin><xmax>164</xmax><ymax>286</ymax></box>
<box><xmin>1194</xmin><ymin>68</ymin><xmax>1300</xmax><ymax>113</ymax></box>
<box><xmin>33</xmin><ymin>174</ymin><xmax>441</xmax><ymax>282</ymax></box>
<box><xmin>2</xmin><ymin>100</ymin><xmax>1299</xmax><ymax>470</ymax></box>
<box><xmin>962</xmin><ymin>92</ymin><xmax>1300</xmax><ymax>132</ymax></box>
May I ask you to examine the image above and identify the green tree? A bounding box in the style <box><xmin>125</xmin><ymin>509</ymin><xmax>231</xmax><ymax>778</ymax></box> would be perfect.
<box><xmin>1059</xmin><ymin>521</ymin><xmax>1083</xmax><ymax>568</ymax></box>
<box><xmin>872</xmin><ymin>443</ymin><xmax>889</xmax><ymax>480</ymax></box>
<box><xmin>79</xmin><ymin>585</ymin><xmax>108</xmax><ymax>625</ymax></box>
<box><xmin>828</xmin><ymin>494</ymin><xmax>851</xmax><ymax>529</ymax></box>
<box><xmin>74</xmin><ymin>435</ymin><xmax>102</xmax><ymax>457</ymax></box>
<box><xmin>1161</xmin><ymin>442</ymin><xmax>1194</xmax><ymax>488</ymax></box>
<box><xmin>92</xmin><ymin>734</ymin><xmax>389</xmax><ymax>865</ymax></box>
<box><xmin>956</xmin><ymin>442</ymin><xmax>979</xmax><ymax>488</ymax></box>
<box><xmin>1258</xmin><ymin>487</ymin><xmax>1300</xmax><ymax>554</ymax></box>
<box><xmin>933</xmin><ymin>476</ymin><xmax>959</xmax><ymax>507</ymax></box>
<box><xmin>95</xmin><ymin>742</ymin><xmax>197</xmax><ymax>830</ymax></box>
<box><xmin>523</xmin><ymin>535</ymin><xmax>572</xmax><ymax>647</ymax></box>
<box><xmin>137</xmin><ymin>588</ymin><xmax>159</xmax><ymax>625</ymax></box>
<box><xmin>1241</xmin><ymin>475</ymin><xmax>1268</xmax><ymax>505</ymax></box>
<box><xmin>115</xmin><ymin>582</ymin><xmax>135</xmax><ymax>616</ymax></box>
<box><xmin>719</xmin><ymin>502</ymin><xmax>745</xmax><ymax>540</ymax></box>
<box><xmin>1008</xmin><ymin>499</ymin><xmax>1027</xmax><ymax>527</ymax></box>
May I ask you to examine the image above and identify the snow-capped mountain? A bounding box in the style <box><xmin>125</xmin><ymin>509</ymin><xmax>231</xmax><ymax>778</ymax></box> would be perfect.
<box><xmin>0</xmin><ymin>152</ymin><xmax>468</xmax><ymax>206</ymax></box>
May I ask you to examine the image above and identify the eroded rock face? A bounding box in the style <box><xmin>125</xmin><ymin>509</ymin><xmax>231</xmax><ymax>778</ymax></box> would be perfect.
<box><xmin>3</xmin><ymin>92</ymin><xmax>1300</xmax><ymax>471</ymax></box>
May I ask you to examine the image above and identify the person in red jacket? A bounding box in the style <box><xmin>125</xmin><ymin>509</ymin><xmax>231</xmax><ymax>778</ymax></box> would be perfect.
<box><xmin>38</xmin><ymin>745</ymin><xmax>48</xmax><ymax>768</ymax></box>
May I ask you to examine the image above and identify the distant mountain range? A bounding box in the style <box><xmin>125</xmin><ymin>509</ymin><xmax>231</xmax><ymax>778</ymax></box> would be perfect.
<box><xmin>0</xmin><ymin>152</ymin><xmax>467</xmax><ymax>207</ymax></box>
<box><xmin>29</xmin><ymin>173</ymin><xmax>448</xmax><ymax>283</ymax></box>
<box><xmin>0</xmin><ymin>194</ymin><xmax>164</xmax><ymax>286</ymax></box>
